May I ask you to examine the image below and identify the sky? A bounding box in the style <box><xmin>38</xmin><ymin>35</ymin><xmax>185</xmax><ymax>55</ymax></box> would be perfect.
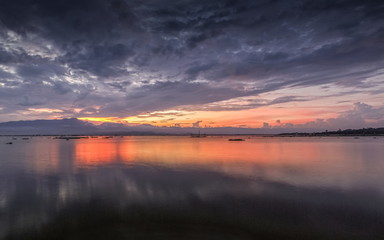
<box><xmin>0</xmin><ymin>0</ymin><xmax>383</xmax><ymax>131</ymax></box>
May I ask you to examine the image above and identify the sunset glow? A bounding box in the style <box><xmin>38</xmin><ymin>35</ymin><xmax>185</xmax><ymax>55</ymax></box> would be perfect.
<box><xmin>78</xmin><ymin>117</ymin><xmax>123</xmax><ymax>124</ymax></box>
<box><xmin>2</xmin><ymin>2</ymin><xmax>384</xmax><ymax>239</ymax></box>
<box><xmin>0</xmin><ymin>0</ymin><xmax>383</xmax><ymax>133</ymax></box>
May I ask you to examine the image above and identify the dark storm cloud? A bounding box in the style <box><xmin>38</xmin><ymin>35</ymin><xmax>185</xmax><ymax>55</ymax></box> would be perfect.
<box><xmin>16</xmin><ymin>63</ymin><xmax>66</xmax><ymax>81</ymax></box>
<box><xmin>0</xmin><ymin>0</ymin><xmax>383</xmax><ymax>120</ymax></box>
<box><xmin>0</xmin><ymin>69</ymin><xmax>13</xmax><ymax>79</ymax></box>
<box><xmin>99</xmin><ymin>81</ymin><xmax>248</xmax><ymax>116</ymax></box>
<box><xmin>0</xmin><ymin>0</ymin><xmax>140</xmax><ymax>76</ymax></box>
<box><xmin>18</xmin><ymin>96</ymin><xmax>44</xmax><ymax>107</ymax></box>
<box><xmin>0</xmin><ymin>45</ymin><xmax>38</xmax><ymax>64</ymax></box>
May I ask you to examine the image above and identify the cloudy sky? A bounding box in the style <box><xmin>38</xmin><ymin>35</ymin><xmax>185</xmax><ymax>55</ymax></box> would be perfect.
<box><xmin>0</xmin><ymin>0</ymin><xmax>383</xmax><ymax>130</ymax></box>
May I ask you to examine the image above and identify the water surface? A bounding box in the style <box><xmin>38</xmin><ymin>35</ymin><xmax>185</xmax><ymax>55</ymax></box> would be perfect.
<box><xmin>1</xmin><ymin>136</ymin><xmax>383</xmax><ymax>239</ymax></box>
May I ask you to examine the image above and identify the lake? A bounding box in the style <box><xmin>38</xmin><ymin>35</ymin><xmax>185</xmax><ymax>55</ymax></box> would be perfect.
<box><xmin>1</xmin><ymin>136</ymin><xmax>383</xmax><ymax>239</ymax></box>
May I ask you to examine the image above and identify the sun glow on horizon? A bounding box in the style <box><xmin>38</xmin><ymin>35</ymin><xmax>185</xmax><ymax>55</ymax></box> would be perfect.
<box><xmin>78</xmin><ymin>117</ymin><xmax>125</xmax><ymax>125</ymax></box>
<box><xmin>76</xmin><ymin>103</ymin><xmax>343</xmax><ymax>129</ymax></box>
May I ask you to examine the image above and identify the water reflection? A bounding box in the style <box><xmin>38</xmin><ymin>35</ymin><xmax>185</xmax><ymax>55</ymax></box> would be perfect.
<box><xmin>68</xmin><ymin>137</ymin><xmax>384</xmax><ymax>190</ymax></box>
<box><xmin>1</xmin><ymin>136</ymin><xmax>384</xmax><ymax>239</ymax></box>
<box><xmin>75</xmin><ymin>139</ymin><xmax>124</xmax><ymax>166</ymax></box>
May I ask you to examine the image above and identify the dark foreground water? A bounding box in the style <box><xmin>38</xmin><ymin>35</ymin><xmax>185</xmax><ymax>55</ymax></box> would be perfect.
<box><xmin>0</xmin><ymin>136</ymin><xmax>383</xmax><ymax>239</ymax></box>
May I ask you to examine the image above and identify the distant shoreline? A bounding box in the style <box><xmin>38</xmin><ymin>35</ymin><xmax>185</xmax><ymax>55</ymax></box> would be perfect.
<box><xmin>1</xmin><ymin>134</ymin><xmax>383</xmax><ymax>137</ymax></box>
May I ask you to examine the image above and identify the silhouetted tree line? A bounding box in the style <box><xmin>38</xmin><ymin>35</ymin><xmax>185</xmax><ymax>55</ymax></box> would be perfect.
<box><xmin>325</xmin><ymin>128</ymin><xmax>384</xmax><ymax>135</ymax></box>
<box><xmin>279</xmin><ymin>128</ymin><xmax>384</xmax><ymax>136</ymax></box>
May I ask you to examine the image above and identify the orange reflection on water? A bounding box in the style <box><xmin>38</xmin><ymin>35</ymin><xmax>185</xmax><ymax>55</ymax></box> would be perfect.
<box><xmin>75</xmin><ymin>139</ymin><xmax>127</xmax><ymax>166</ymax></box>
<box><xmin>71</xmin><ymin>136</ymin><xmax>378</xmax><ymax>189</ymax></box>
<box><xmin>73</xmin><ymin>137</ymin><xmax>321</xmax><ymax>168</ymax></box>
<box><xmin>4</xmin><ymin>136</ymin><xmax>382</xmax><ymax>191</ymax></box>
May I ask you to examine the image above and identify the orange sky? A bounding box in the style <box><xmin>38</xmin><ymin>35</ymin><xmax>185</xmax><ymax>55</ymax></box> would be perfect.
<box><xmin>77</xmin><ymin>85</ymin><xmax>358</xmax><ymax>128</ymax></box>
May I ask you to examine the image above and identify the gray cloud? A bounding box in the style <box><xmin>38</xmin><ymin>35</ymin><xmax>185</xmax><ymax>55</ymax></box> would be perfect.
<box><xmin>276</xmin><ymin>102</ymin><xmax>384</xmax><ymax>130</ymax></box>
<box><xmin>327</xmin><ymin>102</ymin><xmax>384</xmax><ymax>129</ymax></box>
<box><xmin>0</xmin><ymin>0</ymin><xmax>383</xmax><ymax>122</ymax></box>
<box><xmin>192</xmin><ymin>120</ymin><xmax>202</xmax><ymax>128</ymax></box>
<box><xmin>135</xmin><ymin>111</ymin><xmax>190</xmax><ymax>119</ymax></box>
<box><xmin>17</xmin><ymin>96</ymin><xmax>44</xmax><ymax>107</ymax></box>
<box><xmin>94</xmin><ymin>81</ymin><xmax>250</xmax><ymax>117</ymax></box>
<box><xmin>178</xmin><ymin>95</ymin><xmax>310</xmax><ymax>112</ymax></box>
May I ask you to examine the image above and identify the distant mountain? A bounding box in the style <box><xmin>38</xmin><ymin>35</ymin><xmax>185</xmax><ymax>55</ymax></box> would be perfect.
<box><xmin>0</xmin><ymin>118</ymin><xmax>98</xmax><ymax>135</ymax></box>
<box><xmin>0</xmin><ymin>118</ymin><xmax>174</xmax><ymax>135</ymax></box>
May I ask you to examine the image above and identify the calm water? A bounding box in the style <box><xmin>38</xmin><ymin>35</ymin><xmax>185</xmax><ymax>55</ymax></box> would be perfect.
<box><xmin>0</xmin><ymin>136</ymin><xmax>383</xmax><ymax>239</ymax></box>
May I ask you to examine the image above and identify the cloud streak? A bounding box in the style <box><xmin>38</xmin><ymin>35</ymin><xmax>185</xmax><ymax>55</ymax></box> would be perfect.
<box><xmin>0</xmin><ymin>0</ymin><xmax>383</xmax><ymax>126</ymax></box>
